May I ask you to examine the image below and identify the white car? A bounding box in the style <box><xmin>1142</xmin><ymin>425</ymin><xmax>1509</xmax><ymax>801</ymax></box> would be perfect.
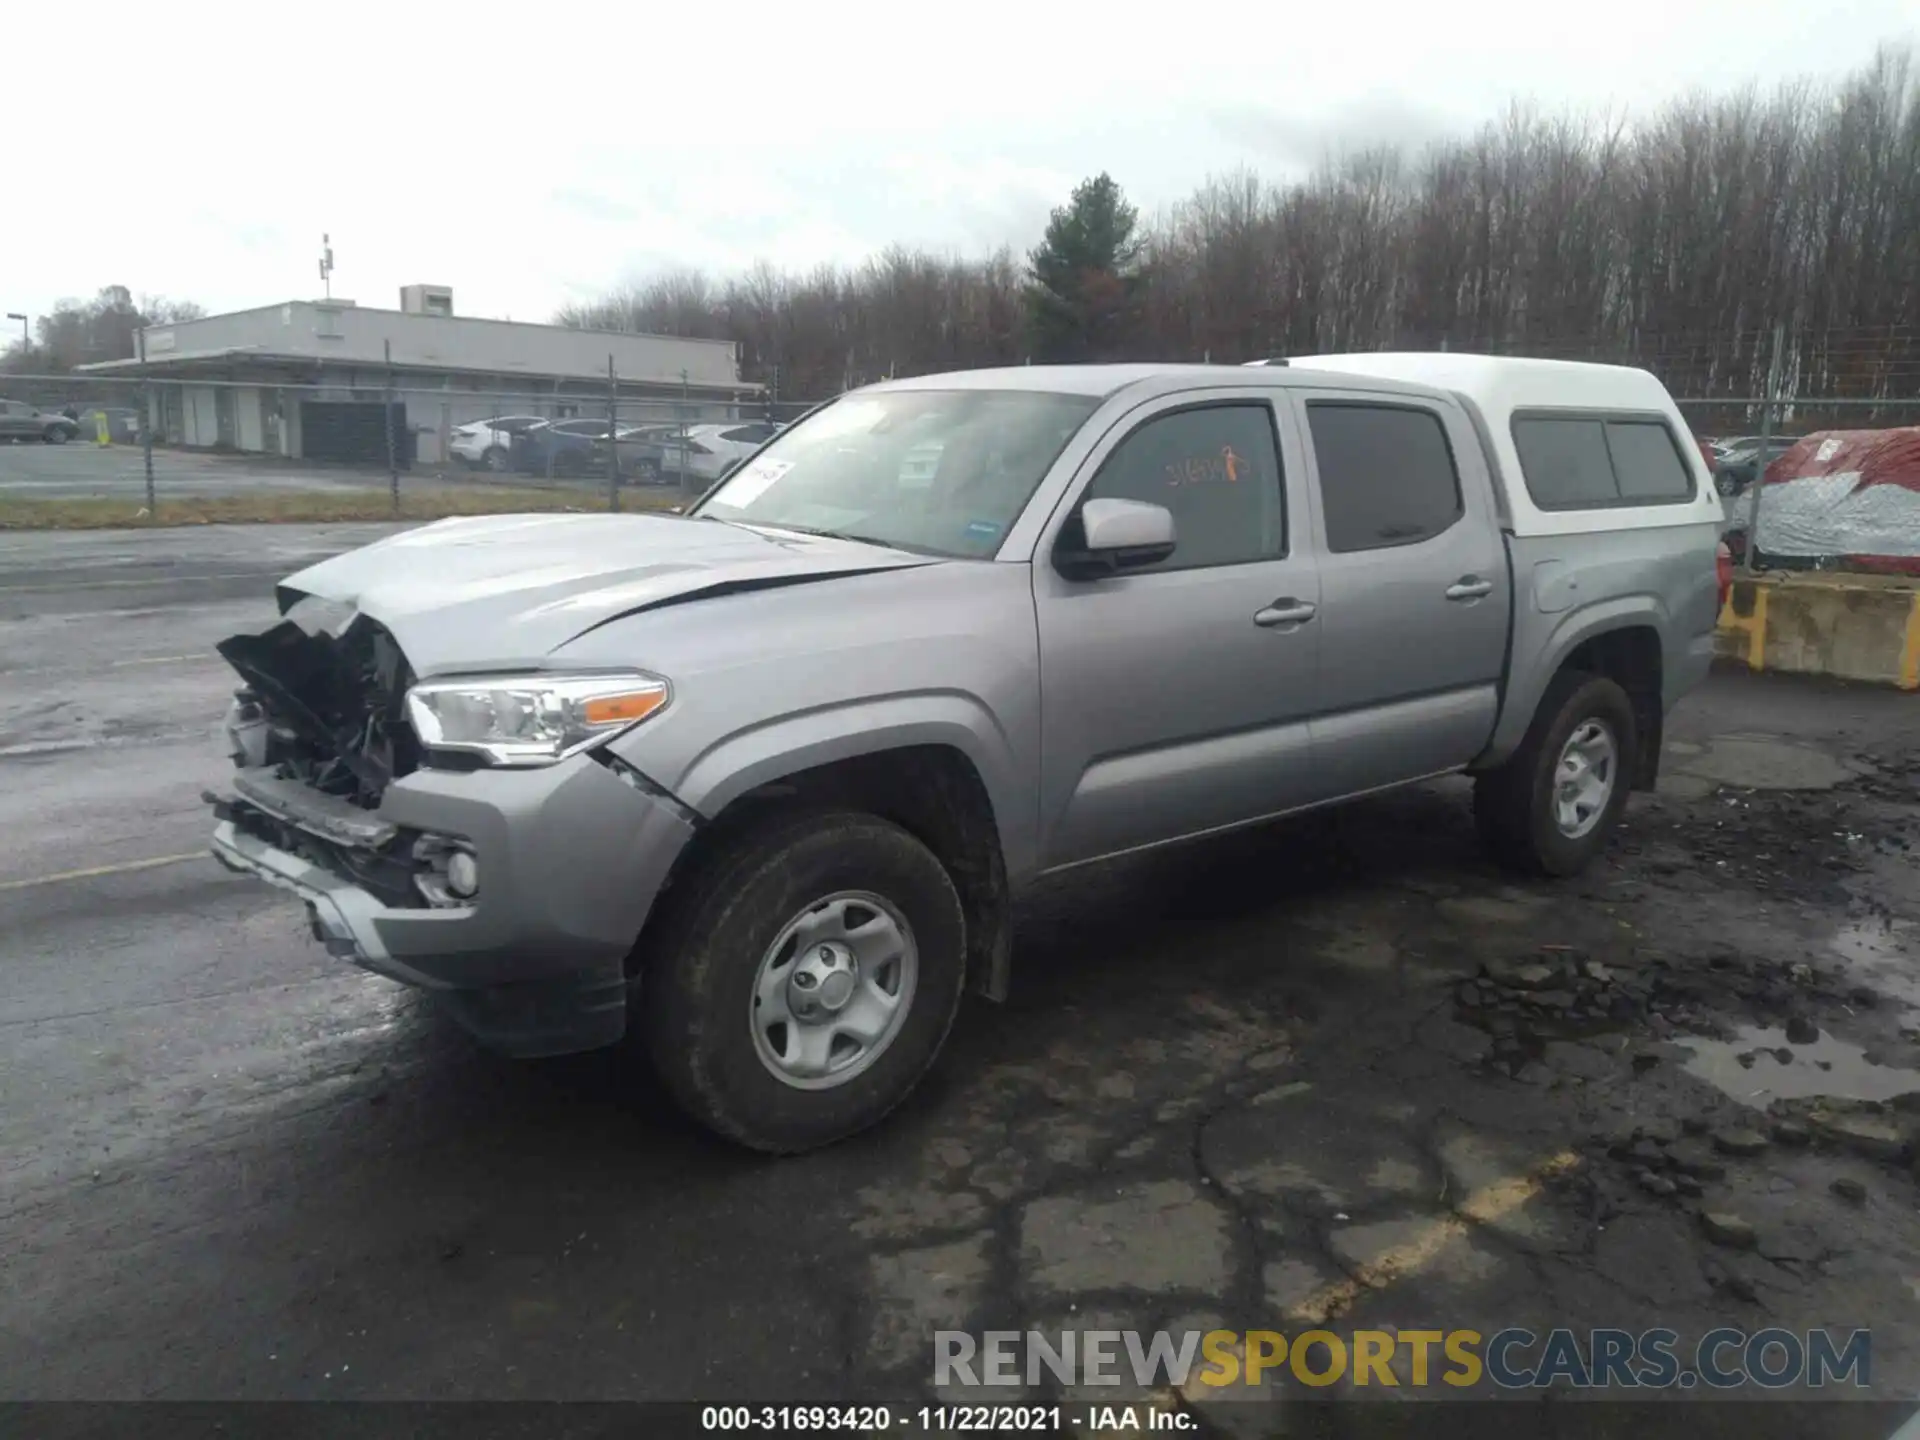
<box><xmin>671</xmin><ymin>421</ymin><xmax>784</xmax><ymax>484</ymax></box>
<box><xmin>449</xmin><ymin>415</ymin><xmax>546</xmax><ymax>471</ymax></box>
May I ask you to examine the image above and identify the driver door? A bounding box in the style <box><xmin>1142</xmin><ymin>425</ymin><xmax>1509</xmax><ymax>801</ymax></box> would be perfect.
<box><xmin>1033</xmin><ymin>391</ymin><xmax>1323</xmax><ymax>871</ymax></box>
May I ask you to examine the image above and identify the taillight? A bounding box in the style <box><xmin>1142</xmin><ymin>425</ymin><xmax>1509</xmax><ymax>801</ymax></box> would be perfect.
<box><xmin>1716</xmin><ymin>541</ymin><xmax>1733</xmax><ymax>612</ymax></box>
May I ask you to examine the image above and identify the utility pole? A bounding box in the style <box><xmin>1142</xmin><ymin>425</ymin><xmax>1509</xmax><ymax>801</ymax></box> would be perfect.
<box><xmin>606</xmin><ymin>355</ymin><xmax>620</xmax><ymax>513</ymax></box>
<box><xmin>384</xmin><ymin>339</ymin><xmax>399</xmax><ymax>515</ymax></box>
<box><xmin>139</xmin><ymin>326</ymin><xmax>155</xmax><ymax>518</ymax></box>
<box><xmin>1741</xmin><ymin>323</ymin><xmax>1786</xmax><ymax>576</ymax></box>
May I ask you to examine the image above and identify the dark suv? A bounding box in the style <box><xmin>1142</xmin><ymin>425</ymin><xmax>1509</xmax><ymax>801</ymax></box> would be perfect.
<box><xmin>1713</xmin><ymin>435</ymin><xmax>1800</xmax><ymax>497</ymax></box>
<box><xmin>513</xmin><ymin>419</ymin><xmax>621</xmax><ymax>477</ymax></box>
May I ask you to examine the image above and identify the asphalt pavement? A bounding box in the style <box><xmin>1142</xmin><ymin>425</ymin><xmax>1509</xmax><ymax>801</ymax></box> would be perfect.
<box><xmin>2</xmin><ymin>523</ymin><xmax>1918</xmax><ymax>1428</ymax></box>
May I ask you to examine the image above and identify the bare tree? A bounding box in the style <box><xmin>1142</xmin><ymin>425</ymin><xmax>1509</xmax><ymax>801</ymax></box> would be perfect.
<box><xmin>562</xmin><ymin>45</ymin><xmax>1920</xmax><ymax>408</ymax></box>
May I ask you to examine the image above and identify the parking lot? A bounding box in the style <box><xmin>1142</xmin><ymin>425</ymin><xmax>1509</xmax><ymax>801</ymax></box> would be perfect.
<box><xmin>2</xmin><ymin>523</ymin><xmax>1918</xmax><ymax>1426</ymax></box>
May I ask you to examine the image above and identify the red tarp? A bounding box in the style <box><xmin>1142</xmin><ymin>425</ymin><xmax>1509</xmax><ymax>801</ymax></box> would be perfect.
<box><xmin>1754</xmin><ymin>426</ymin><xmax>1920</xmax><ymax>576</ymax></box>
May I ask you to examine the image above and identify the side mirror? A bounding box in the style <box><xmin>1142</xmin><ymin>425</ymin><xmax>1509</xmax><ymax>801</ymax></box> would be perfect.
<box><xmin>1056</xmin><ymin>498</ymin><xmax>1176</xmax><ymax>580</ymax></box>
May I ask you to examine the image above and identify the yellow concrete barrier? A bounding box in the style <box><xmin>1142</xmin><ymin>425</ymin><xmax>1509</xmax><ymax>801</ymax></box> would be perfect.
<box><xmin>1717</xmin><ymin>571</ymin><xmax>1920</xmax><ymax>691</ymax></box>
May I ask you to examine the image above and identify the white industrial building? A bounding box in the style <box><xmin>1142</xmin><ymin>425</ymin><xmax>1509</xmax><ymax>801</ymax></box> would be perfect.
<box><xmin>75</xmin><ymin>286</ymin><xmax>761</xmax><ymax>467</ymax></box>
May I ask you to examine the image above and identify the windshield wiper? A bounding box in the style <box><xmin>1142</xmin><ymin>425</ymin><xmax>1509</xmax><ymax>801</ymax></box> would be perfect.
<box><xmin>754</xmin><ymin>522</ymin><xmax>894</xmax><ymax>549</ymax></box>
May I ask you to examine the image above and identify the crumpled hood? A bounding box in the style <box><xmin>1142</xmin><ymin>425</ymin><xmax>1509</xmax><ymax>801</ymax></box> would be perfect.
<box><xmin>275</xmin><ymin>511</ymin><xmax>935</xmax><ymax>674</ymax></box>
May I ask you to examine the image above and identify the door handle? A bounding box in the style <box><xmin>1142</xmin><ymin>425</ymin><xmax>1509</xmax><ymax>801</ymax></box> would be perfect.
<box><xmin>1445</xmin><ymin>577</ymin><xmax>1495</xmax><ymax>601</ymax></box>
<box><xmin>1254</xmin><ymin>599</ymin><xmax>1318</xmax><ymax>628</ymax></box>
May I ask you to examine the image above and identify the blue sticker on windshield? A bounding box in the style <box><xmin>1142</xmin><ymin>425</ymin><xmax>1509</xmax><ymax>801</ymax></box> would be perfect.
<box><xmin>965</xmin><ymin>519</ymin><xmax>1003</xmax><ymax>540</ymax></box>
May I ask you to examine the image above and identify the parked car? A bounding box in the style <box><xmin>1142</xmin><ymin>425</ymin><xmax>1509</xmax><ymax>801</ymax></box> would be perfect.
<box><xmin>1712</xmin><ymin>435</ymin><xmax>1800</xmax><ymax>497</ymax></box>
<box><xmin>0</xmin><ymin>398</ymin><xmax>79</xmax><ymax>443</ymax></box>
<box><xmin>674</xmin><ymin>420</ymin><xmax>786</xmax><ymax>484</ymax></box>
<box><xmin>600</xmin><ymin>424</ymin><xmax>683</xmax><ymax>484</ymax></box>
<box><xmin>449</xmin><ymin>415</ymin><xmax>547</xmax><ymax>471</ymax></box>
<box><xmin>207</xmin><ymin>354</ymin><xmax>1724</xmax><ymax>1153</ymax></box>
<box><xmin>511</xmin><ymin>418</ymin><xmax>627</xmax><ymax>477</ymax></box>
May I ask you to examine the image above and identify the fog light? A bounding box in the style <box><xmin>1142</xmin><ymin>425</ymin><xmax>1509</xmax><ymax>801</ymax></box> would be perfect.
<box><xmin>445</xmin><ymin>850</ymin><xmax>480</xmax><ymax>898</ymax></box>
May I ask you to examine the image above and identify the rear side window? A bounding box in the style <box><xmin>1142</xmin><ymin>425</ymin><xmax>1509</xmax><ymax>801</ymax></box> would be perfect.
<box><xmin>1605</xmin><ymin>420</ymin><xmax>1693</xmax><ymax>500</ymax></box>
<box><xmin>1512</xmin><ymin>414</ymin><xmax>1696</xmax><ymax>508</ymax></box>
<box><xmin>1306</xmin><ymin>402</ymin><xmax>1463</xmax><ymax>553</ymax></box>
<box><xmin>1511</xmin><ymin>418</ymin><xmax>1615</xmax><ymax>507</ymax></box>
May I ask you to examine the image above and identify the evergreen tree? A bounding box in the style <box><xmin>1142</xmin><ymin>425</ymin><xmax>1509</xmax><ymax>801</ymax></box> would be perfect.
<box><xmin>1026</xmin><ymin>173</ymin><xmax>1144</xmax><ymax>362</ymax></box>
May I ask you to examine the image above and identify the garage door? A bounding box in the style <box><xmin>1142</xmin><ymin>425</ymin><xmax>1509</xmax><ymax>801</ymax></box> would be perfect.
<box><xmin>298</xmin><ymin>402</ymin><xmax>412</xmax><ymax>468</ymax></box>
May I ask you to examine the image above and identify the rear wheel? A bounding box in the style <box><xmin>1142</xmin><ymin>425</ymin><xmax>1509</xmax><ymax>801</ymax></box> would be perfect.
<box><xmin>43</xmin><ymin>427</ymin><xmax>69</xmax><ymax>445</ymax></box>
<box><xmin>1474</xmin><ymin>671</ymin><xmax>1637</xmax><ymax>878</ymax></box>
<box><xmin>633</xmin><ymin>457</ymin><xmax>661</xmax><ymax>484</ymax></box>
<box><xmin>638</xmin><ymin>811</ymin><xmax>966</xmax><ymax>1153</ymax></box>
<box><xmin>483</xmin><ymin>446</ymin><xmax>509</xmax><ymax>473</ymax></box>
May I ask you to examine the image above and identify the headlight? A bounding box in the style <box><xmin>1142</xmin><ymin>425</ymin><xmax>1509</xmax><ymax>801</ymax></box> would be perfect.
<box><xmin>405</xmin><ymin>671</ymin><xmax>670</xmax><ymax>767</ymax></box>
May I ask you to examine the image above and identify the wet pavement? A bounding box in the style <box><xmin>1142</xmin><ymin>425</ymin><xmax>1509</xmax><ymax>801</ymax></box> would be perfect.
<box><xmin>2</xmin><ymin>524</ymin><xmax>1918</xmax><ymax>1427</ymax></box>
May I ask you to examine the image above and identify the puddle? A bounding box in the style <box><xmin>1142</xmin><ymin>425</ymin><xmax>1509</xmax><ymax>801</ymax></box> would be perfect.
<box><xmin>1830</xmin><ymin>919</ymin><xmax>1920</xmax><ymax>1015</ymax></box>
<box><xmin>1681</xmin><ymin>1023</ymin><xmax>1920</xmax><ymax>1107</ymax></box>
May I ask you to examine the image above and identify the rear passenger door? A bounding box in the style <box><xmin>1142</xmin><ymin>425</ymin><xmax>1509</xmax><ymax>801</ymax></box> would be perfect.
<box><xmin>1288</xmin><ymin>390</ymin><xmax>1511</xmax><ymax>798</ymax></box>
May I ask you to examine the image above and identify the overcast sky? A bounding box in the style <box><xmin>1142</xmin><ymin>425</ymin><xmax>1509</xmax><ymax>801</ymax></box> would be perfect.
<box><xmin>5</xmin><ymin>0</ymin><xmax>1915</xmax><ymax>329</ymax></box>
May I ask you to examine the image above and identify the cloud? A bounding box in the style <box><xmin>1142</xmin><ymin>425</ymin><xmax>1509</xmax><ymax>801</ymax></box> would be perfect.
<box><xmin>3</xmin><ymin>0</ymin><xmax>1910</xmax><ymax>324</ymax></box>
<box><xmin>1206</xmin><ymin>95</ymin><xmax>1471</xmax><ymax>174</ymax></box>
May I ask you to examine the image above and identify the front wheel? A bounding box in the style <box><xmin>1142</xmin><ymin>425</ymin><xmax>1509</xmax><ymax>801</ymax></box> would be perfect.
<box><xmin>638</xmin><ymin>811</ymin><xmax>967</xmax><ymax>1153</ymax></box>
<box><xmin>1473</xmin><ymin>671</ymin><xmax>1637</xmax><ymax>878</ymax></box>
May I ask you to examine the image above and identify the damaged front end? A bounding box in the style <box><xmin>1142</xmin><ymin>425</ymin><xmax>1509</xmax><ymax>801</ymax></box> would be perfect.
<box><xmin>208</xmin><ymin>597</ymin><xmax>474</xmax><ymax>916</ymax></box>
<box><xmin>217</xmin><ymin>595</ymin><xmax>419</xmax><ymax>810</ymax></box>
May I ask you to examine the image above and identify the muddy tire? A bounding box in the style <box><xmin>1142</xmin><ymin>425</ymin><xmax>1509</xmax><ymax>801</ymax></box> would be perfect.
<box><xmin>1473</xmin><ymin>671</ymin><xmax>1637</xmax><ymax>878</ymax></box>
<box><xmin>638</xmin><ymin>810</ymin><xmax>966</xmax><ymax>1154</ymax></box>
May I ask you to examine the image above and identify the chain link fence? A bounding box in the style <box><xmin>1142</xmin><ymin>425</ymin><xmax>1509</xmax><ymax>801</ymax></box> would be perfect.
<box><xmin>0</xmin><ymin>368</ymin><xmax>826</xmax><ymax>522</ymax></box>
<box><xmin>1671</xmin><ymin>323</ymin><xmax>1920</xmax><ymax>579</ymax></box>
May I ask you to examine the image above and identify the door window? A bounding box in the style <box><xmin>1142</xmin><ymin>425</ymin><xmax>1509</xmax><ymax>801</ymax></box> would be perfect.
<box><xmin>1080</xmin><ymin>404</ymin><xmax>1285</xmax><ymax>571</ymax></box>
<box><xmin>1306</xmin><ymin>402</ymin><xmax>1463</xmax><ymax>553</ymax></box>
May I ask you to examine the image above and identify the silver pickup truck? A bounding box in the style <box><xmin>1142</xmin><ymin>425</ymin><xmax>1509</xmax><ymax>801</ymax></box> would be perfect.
<box><xmin>208</xmin><ymin>354</ymin><xmax>1728</xmax><ymax>1152</ymax></box>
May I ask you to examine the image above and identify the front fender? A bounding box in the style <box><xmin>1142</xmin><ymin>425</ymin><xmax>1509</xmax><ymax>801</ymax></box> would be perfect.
<box><xmin>609</xmin><ymin>690</ymin><xmax>1037</xmax><ymax>880</ymax></box>
<box><xmin>1478</xmin><ymin>593</ymin><xmax>1669</xmax><ymax>770</ymax></box>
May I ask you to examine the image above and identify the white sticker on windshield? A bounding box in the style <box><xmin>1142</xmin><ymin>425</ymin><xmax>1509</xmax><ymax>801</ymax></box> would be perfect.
<box><xmin>721</xmin><ymin>458</ymin><xmax>793</xmax><ymax>506</ymax></box>
<box><xmin>1815</xmin><ymin>438</ymin><xmax>1842</xmax><ymax>464</ymax></box>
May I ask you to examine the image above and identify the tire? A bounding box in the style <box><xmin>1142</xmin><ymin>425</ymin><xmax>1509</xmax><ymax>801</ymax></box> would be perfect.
<box><xmin>43</xmin><ymin>427</ymin><xmax>69</xmax><ymax>445</ymax></box>
<box><xmin>634</xmin><ymin>457</ymin><xmax>661</xmax><ymax>484</ymax></box>
<box><xmin>1473</xmin><ymin>671</ymin><xmax>1638</xmax><ymax>878</ymax></box>
<box><xmin>483</xmin><ymin>446</ymin><xmax>509</xmax><ymax>473</ymax></box>
<box><xmin>638</xmin><ymin>810</ymin><xmax>967</xmax><ymax>1153</ymax></box>
<box><xmin>1715</xmin><ymin>469</ymin><xmax>1741</xmax><ymax>497</ymax></box>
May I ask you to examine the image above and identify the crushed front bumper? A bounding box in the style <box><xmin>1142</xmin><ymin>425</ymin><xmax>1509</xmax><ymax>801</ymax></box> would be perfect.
<box><xmin>209</xmin><ymin>754</ymin><xmax>697</xmax><ymax>1057</ymax></box>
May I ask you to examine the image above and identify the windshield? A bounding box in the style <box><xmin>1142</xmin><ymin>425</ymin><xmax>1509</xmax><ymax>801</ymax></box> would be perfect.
<box><xmin>693</xmin><ymin>389</ymin><xmax>1098</xmax><ymax>558</ymax></box>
